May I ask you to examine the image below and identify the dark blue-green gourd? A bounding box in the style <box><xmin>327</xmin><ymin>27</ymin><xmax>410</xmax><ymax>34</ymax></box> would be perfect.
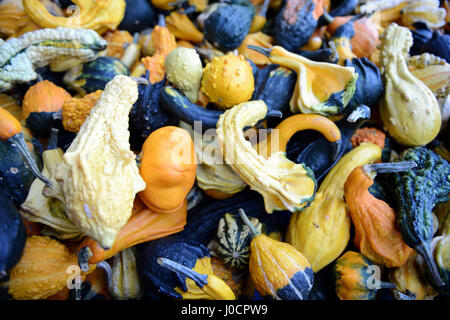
<box><xmin>0</xmin><ymin>194</ymin><xmax>27</xmax><ymax>278</ymax></box>
<box><xmin>63</xmin><ymin>57</ymin><xmax>130</xmax><ymax>96</ymax></box>
<box><xmin>0</xmin><ymin>139</ymin><xmax>40</xmax><ymax>205</ymax></box>
<box><xmin>273</xmin><ymin>0</ymin><xmax>318</xmax><ymax>52</ymax></box>
<box><xmin>392</xmin><ymin>147</ymin><xmax>450</xmax><ymax>289</ymax></box>
<box><xmin>136</xmin><ymin>236</ymin><xmax>211</xmax><ymax>299</ymax></box>
<box><xmin>203</xmin><ymin>0</ymin><xmax>255</xmax><ymax>52</ymax></box>
<box><xmin>129</xmin><ymin>71</ymin><xmax>177</xmax><ymax>150</ymax></box>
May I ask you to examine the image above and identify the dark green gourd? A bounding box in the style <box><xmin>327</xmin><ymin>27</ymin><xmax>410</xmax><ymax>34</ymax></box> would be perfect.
<box><xmin>274</xmin><ymin>0</ymin><xmax>318</xmax><ymax>52</ymax></box>
<box><xmin>64</xmin><ymin>56</ymin><xmax>130</xmax><ymax>95</ymax></box>
<box><xmin>344</xmin><ymin>58</ymin><xmax>383</xmax><ymax>110</ymax></box>
<box><xmin>392</xmin><ymin>147</ymin><xmax>450</xmax><ymax>288</ymax></box>
<box><xmin>0</xmin><ymin>194</ymin><xmax>27</xmax><ymax>278</ymax></box>
<box><xmin>204</xmin><ymin>0</ymin><xmax>255</xmax><ymax>52</ymax></box>
<box><xmin>294</xmin><ymin>105</ymin><xmax>370</xmax><ymax>181</ymax></box>
<box><xmin>0</xmin><ymin>140</ymin><xmax>41</xmax><ymax>205</ymax></box>
<box><xmin>136</xmin><ymin>236</ymin><xmax>210</xmax><ymax>299</ymax></box>
<box><xmin>129</xmin><ymin>71</ymin><xmax>177</xmax><ymax>150</ymax></box>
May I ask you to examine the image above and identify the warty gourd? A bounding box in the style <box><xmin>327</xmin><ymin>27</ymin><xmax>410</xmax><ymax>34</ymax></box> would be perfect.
<box><xmin>54</xmin><ymin>75</ymin><xmax>146</xmax><ymax>249</ymax></box>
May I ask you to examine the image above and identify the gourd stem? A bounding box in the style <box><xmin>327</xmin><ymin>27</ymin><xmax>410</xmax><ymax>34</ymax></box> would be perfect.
<box><xmin>78</xmin><ymin>246</ymin><xmax>93</xmax><ymax>273</ymax></box>
<box><xmin>362</xmin><ymin>161</ymin><xmax>417</xmax><ymax>180</ymax></box>
<box><xmin>415</xmin><ymin>243</ymin><xmax>444</xmax><ymax>288</ymax></box>
<box><xmin>157</xmin><ymin>257</ymin><xmax>208</xmax><ymax>288</ymax></box>
<box><xmin>157</xmin><ymin>14</ymin><xmax>166</xmax><ymax>27</ymax></box>
<box><xmin>393</xmin><ymin>290</ymin><xmax>414</xmax><ymax>300</ymax></box>
<box><xmin>328</xmin><ymin>41</ymin><xmax>339</xmax><ymax>64</ymax></box>
<box><xmin>378</xmin><ymin>281</ymin><xmax>397</xmax><ymax>290</ymax></box>
<box><xmin>347</xmin><ymin>105</ymin><xmax>370</xmax><ymax>123</ymax></box>
<box><xmin>258</xmin><ymin>0</ymin><xmax>270</xmax><ymax>18</ymax></box>
<box><xmin>130</xmin><ymin>77</ymin><xmax>150</xmax><ymax>85</ymax></box>
<box><xmin>47</xmin><ymin>128</ymin><xmax>59</xmax><ymax>150</ymax></box>
<box><xmin>238</xmin><ymin>208</ymin><xmax>261</xmax><ymax>238</ymax></box>
<box><xmin>9</xmin><ymin>133</ymin><xmax>52</xmax><ymax>187</ymax></box>
<box><xmin>321</xmin><ymin>10</ymin><xmax>334</xmax><ymax>24</ymax></box>
<box><xmin>247</xmin><ymin>45</ymin><xmax>271</xmax><ymax>57</ymax></box>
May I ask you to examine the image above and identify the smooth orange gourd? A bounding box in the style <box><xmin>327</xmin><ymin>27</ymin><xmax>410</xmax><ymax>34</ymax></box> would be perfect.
<box><xmin>0</xmin><ymin>107</ymin><xmax>21</xmax><ymax>140</ymax></box>
<box><xmin>78</xmin><ymin>197</ymin><xmax>188</xmax><ymax>264</ymax></box>
<box><xmin>22</xmin><ymin>80</ymin><xmax>71</xmax><ymax>119</ymax></box>
<box><xmin>344</xmin><ymin>166</ymin><xmax>413</xmax><ymax>267</ymax></box>
<box><xmin>138</xmin><ymin>126</ymin><xmax>197</xmax><ymax>213</ymax></box>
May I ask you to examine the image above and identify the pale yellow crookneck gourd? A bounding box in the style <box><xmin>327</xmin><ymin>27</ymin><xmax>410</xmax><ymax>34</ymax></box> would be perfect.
<box><xmin>216</xmin><ymin>100</ymin><xmax>316</xmax><ymax>213</ymax></box>
<box><xmin>23</xmin><ymin>0</ymin><xmax>125</xmax><ymax>34</ymax></box>
<box><xmin>286</xmin><ymin>143</ymin><xmax>382</xmax><ymax>273</ymax></box>
<box><xmin>54</xmin><ymin>75</ymin><xmax>146</xmax><ymax>249</ymax></box>
<box><xmin>379</xmin><ymin>23</ymin><xmax>441</xmax><ymax>146</ymax></box>
<box><xmin>248</xmin><ymin>45</ymin><xmax>358</xmax><ymax>116</ymax></box>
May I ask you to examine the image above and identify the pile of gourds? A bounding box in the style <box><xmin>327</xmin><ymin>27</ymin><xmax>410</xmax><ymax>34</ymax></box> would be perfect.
<box><xmin>0</xmin><ymin>0</ymin><xmax>449</xmax><ymax>301</ymax></box>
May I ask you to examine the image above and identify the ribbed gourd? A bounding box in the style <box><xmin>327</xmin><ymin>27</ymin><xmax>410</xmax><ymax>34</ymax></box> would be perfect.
<box><xmin>8</xmin><ymin>236</ymin><xmax>88</xmax><ymax>300</ymax></box>
<box><xmin>239</xmin><ymin>209</ymin><xmax>314</xmax><ymax>300</ymax></box>
<box><xmin>379</xmin><ymin>23</ymin><xmax>441</xmax><ymax>146</ymax></box>
<box><xmin>108</xmin><ymin>248</ymin><xmax>143</xmax><ymax>300</ymax></box>
<box><xmin>0</xmin><ymin>27</ymin><xmax>107</xmax><ymax>92</ymax></box>
<box><xmin>53</xmin><ymin>76</ymin><xmax>146</xmax><ymax>250</ymax></box>
<box><xmin>286</xmin><ymin>143</ymin><xmax>382</xmax><ymax>273</ymax></box>
<box><xmin>60</xmin><ymin>90</ymin><xmax>103</xmax><ymax>133</ymax></box>
<box><xmin>214</xmin><ymin>213</ymin><xmax>262</xmax><ymax>270</ymax></box>
<box><xmin>216</xmin><ymin>100</ymin><xmax>317</xmax><ymax>213</ymax></box>
<box><xmin>201</xmin><ymin>53</ymin><xmax>255</xmax><ymax>110</ymax></box>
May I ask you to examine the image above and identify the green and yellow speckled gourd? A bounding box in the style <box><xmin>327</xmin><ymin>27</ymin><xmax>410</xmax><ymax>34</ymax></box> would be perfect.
<box><xmin>333</xmin><ymin>251</ymin><xmax>396</xmax><ymax>300</ymax></box>
<box><xmin>286</xmin><ymin>143</ymin><xmax>382</xmax><ymax>273</ymax></box>
<box><xmin>0</xmin><ymin>27</ymin><xmax>107</xmax><ymax>92</ymax></box>
<box><xmin>379</xmin><ymin>23</ymin><xmax>441</xmax><ymax>146</ymax></box>
<box><xmin>54</xmin><ymin>76</ymin><xmax>146</xmax><ymax>250</ymax></box>
<box><xmin>216</xmin><ymin>100</ymin><xmax>317</xmax><ymax>213</ymax></box>
<box><xmin>239</xmin><ymin>209</ymin><xmax>314</xmax><ymax>300</ymax></box>
<box><xmin>214</xmin><ymin>213</ymin><xmax>262</xmax><ymax>270</ymax></box>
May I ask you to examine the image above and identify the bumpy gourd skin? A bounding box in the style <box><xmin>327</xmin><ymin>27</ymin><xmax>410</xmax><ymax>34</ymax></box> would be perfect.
<box><xmin>379</xmin><ymin>23</ymin><xmax>441</xmax><ymax>146</ymax></box>
<box><xmin>0</xmin><ymin>28</ymin><xmax>107</xmax><ymax>92</ymax></box>
<box><xmin>391</xmin><ymin>147</ymin><xmax>450</xmax><ymax>287</ymax></box>
<box><xmin>204</xmin><ymin>2</ymin><xmax>255</xmax><ymax>52</ymax></box>
<box><xmin>201</xmin><ymin>53</ymin><xmax>255</xmax><ymax>109</ymax></box>
<box><xmin>273</xmin><ymin>0</ymin><xmax>318</xmax><ymax>52</ymax></box>
<box><xmin>54</xmin><ymin>76</ymin><xmax>146</xmax><ymax>250</ymax></box>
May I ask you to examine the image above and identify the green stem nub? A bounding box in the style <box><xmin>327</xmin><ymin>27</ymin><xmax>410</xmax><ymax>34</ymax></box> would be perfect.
<box><xmin>157</xmin><ymin>257</ymin><xmax>208</xmax><ymax>288</ymax></box>
<box><xmin>247</xmin><ymin>45</ymin><xmax>271</xmax><ymax>57</ymax></box>
<box><xmin>130</xmin><ymin>77</ymin><xmax>150</xmax><ymax>85</ymax></box>
<box><xmin>238</xmin><ymin>208</ymin><xmax>261</xmax><ymax>238</ymax></box>
<box><xmin>9</xmin><ymin>133</ymin><xmax>52</xmax><ymax>187</ymax></box>
<box><xmin>362</xmin><ymin>161</ymin><xmax>417</xmax><ymax>180</ymax></box>
<box><xmin>328</xmin><ymin>41</ymin><xmax>339</xmax><ymax>64</ymax></box>
<box><xmin>157</xmin><ymin>14</ymin><xmax>166</xmax><ymax>27</ymax></box>
<box><xmin>347</xmin><ymin>105</ymin><xmax>370</xmax><ymax>123</ymax></box>
<box><xmin>258</xmin><ymin>0</ymin><xmax>271</xmax><ymax>18</ymax></box>
<box><xmin>416</xmin><ymin>243</ymin><xmax>444</xmax><ymax>289</ymax></box>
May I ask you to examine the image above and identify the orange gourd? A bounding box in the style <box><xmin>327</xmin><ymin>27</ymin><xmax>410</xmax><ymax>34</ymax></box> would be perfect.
<box><xmin>0</xmin><ymin>107</ymin><xmax>21</xmax><ymax>140</ymax></box>
<box><xmin>22</xmin><ymin>80</ymin><xmax>71</xmax><ymax>119</ymax></box>
<box><xmin>351</xmin><ymin>127</ymin><xmax>386</xmax><ymax>149</ymax></box>
<box><xmin>138</xmin><ymin>126</ymin><xmax>197</xmax><ymax>213</ymax></box>
<box><xmin>8</xmin><ymin>236</ymin><xmax>90</xmax><ymax>300</ymax></box>
<box><xmin>141</xmin><ymin>15</ymin><xmax>177</xmax><ymax>84</ymax></box>
<box><xmin>344</xmin><ymin>165</ymin><xmax>413</xmax><ymax>267</ymax></box>
<box><xmin>78</xmin><ymin>197</ymin><xmax>187</xmax><ymax>264</ymax></box>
